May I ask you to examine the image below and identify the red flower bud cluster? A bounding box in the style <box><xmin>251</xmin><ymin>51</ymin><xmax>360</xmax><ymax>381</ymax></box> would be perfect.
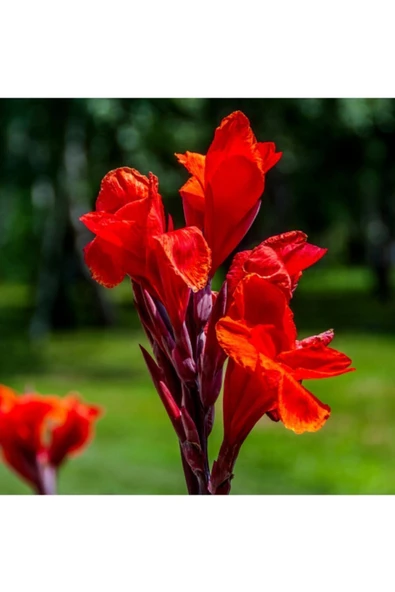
<box><xmin>80</xmin><ymin>111</ymin><xmax>354</xmax><ymax>494</ymax></box>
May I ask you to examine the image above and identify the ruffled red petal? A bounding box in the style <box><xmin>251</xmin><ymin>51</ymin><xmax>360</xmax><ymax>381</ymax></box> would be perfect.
<box><xmin>96</xmin><ymin>167</ymin><xmax>150</xmax><ymax>213</ymax></box>
<box><xmin>153</xmin><ymin>227</ymin><xmax>211</xmax><ymax>292</ymax></box>
<box><xmin>296</xmin><ymin>329</ymin><xmax>334</xmax><ymax>349</ymax></box>
<box><xmin>150</xmin><ymin>227</ymin><xmax>211</xmax><ymax>327</ymax></box>
<box><xmin>226</xmin><ymin>250</ymin><xmax>251</xmax><ymax>298</ymax></box>
<box><xmin>263</xmin><ymin>230</ymin><xmax>327</xmax><ymax>290</ymax></box>
<box><xmin>243</xmin><ymin>243</ymin><xmax>292</xmax><ymax>294</ymax></box>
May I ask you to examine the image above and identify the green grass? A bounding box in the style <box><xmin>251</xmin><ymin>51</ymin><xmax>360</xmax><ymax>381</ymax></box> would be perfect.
<box><xmin>0</xmin><ymin>268</ymin><xmax>395</xmax><ymax>494</ymax></box>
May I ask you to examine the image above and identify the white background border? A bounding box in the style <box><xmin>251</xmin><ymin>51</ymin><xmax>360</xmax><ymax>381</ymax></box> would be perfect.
<box><xmin>1</xmin><ymin>0</ymin><xmax>394</xmax><ymax>589</ymax></box>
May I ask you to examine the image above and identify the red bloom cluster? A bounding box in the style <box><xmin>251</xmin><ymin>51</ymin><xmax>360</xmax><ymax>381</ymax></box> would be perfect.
<box><xmin>81</xmin><ymin>110</ymin><xmax>354</xmax><ymax>495</ymax></box>
<box><xmin>0</xmin><ymin>385</ymin><xmax>102</xmax><ymax>494</ymax></box>
<box><xmin>81</xmin><ymin>169</ymin><xmax>210</xmax><ymax>329</ymax></box>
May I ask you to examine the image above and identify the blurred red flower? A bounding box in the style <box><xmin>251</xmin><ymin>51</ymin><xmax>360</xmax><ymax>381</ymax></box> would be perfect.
<box><xmin>0</xmin><ymin>385</ymin><xmax>102</xmax><ymax>493</ymax></box>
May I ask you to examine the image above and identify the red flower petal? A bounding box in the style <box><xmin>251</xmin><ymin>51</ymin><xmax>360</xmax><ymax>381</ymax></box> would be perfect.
<box><xmin>216</xmin><ymin>317</ymin><xmax>258</xmax><ymax>372</ymax></box>
<box><xmin>226</xmin><ymin>250</ymin><xmax>251</xmax><ymax>298</ymax></box>
<box><xmin>277</xmin><ymin>373</ymin><xmax>331</xmax><ymax>434</ymax></box>
<box><xmin>83</xmin><ymin>238</ymin><xmax>126</xmax><ymax>288</ymax></box>
<box><xmin>96</xmin><ymin>167</ymin><xmax>150</xmax><ymax>213</ymax></box>
<box><xmin>205</xmin><ymin>157</ymin><xmax>264</xmax><ymax>271</ymax></box>
<box><xmin>204</xmin><ymin>112</ymin><xmax>275</xmax><ymax>271</ymax></box>
<box><xmin>263</xmin><ymin>230</ymin><xmax>327</xmax><ymax>290</ymax></box>
<box><xmin>176</xmin><ymin>112</ymin><xmax>281</xmax><ymax>274</ymax></box>
<box><xmin>205</xmin><ymin>111</ymin><xmax>259</xmax><ymax>180</ymax></box>
<box><xmin>278</xmin><ymin>342</ymin><xmax>354</xmax><ymax>380</ymax></box>
<box><xmin>48</xmin><ymin>395</ymin><xmax>103</xmax><ymax>467</ymax></box>
<box><xmin>263</xmin><ymin>230</ymin><xmax>307</xmax><ymax>252</ymax></box>
<box><xmin>296</xmin><ymin>329</ymin><xmax>334</xmax><ymax>349</ymax></box>
<box><xmin>80</xmin><ymin>211</ymin><xmax>139</xmax><ymax>250</ymax></box>
<box><xmin>257</xmin><ymin>142</ymin><xmax>283</xmax><ymax>173</ymax></box>
<box><xmin>167</xmin><ymin>214</ymin><xmax>174</xmax><ymax>232</ymax></box>
<box><xmin>0</xmin><ymin>395</ymin><xmax>60</xmax><ymax>488</ymax></box>
<box><xmin>227</xmin><ymin>274</ymin><xmax>295</xmax><ymax>349</ymax></box>
<box><xmin>179</xmin><ymin>176</ymin><xmax>205</xmax><ymax>229</ymax></box>
<box><xmin>243</xmin><ymin>243</ymin><xmax>292</xmax><ymax>294</ymax></box>
<box><xmin>150</xmin><ymin>227</ymin><xmax>211</xmax><ymax>327</ymax></box>
<box><xmin>153</xmin><ymin>227</ymin><xmax>211</xmax><ymax>292</ymax></box>
<box><xmin>145</xmin><ymin>172</ymin><xmax>166</xmax><ymax>237</ymax></box>
<box><xmin>175</xmin><ymin>152</ymin><xmax>205</xmax><ymax>188</ymax></box>
<box><xmin>0</xmin><ymin>384</ymin><xmax>18</xmax><ymax>411</ymax></box>
<box><xmin>223</xmin><ymin>360</ymin><xmax>277</xmax><ymax>446</ymax></box>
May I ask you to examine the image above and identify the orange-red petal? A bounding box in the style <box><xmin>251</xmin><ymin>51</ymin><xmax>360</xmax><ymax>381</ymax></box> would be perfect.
<box><xmin>277</xmin><ymin>373</ymin><xmax>331</xmax><ymax>434</ymax></box>
<box><xmin>150</xmin><ymin>227</ymin><xmax>211</xmax><ymax>327</ymax></box>
<box><xmin>175</xmin><ymin>152</ymin><xmax>205</xmax><ymax>188</ymax></box>
<box><xmin>0</xmin><ymin>384</ymin><xmax>18</xmax><ymax>411</ymax></box>
<box><xmin>216</xmin><ymin>317</ymin><xmax>258</xmax><ymax>372</ymax></box>
<box><xmin>179</xmin><ymin>176</ymin><xmax>206</xmax><ymax>230</ymax></box>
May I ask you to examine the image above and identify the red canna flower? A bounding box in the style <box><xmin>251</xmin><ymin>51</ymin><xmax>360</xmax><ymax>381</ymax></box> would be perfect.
<box><xmin>176</xmin><ymin>111</ymin><xmax>282</xmax><ymax>273</ymax></box>
<box><xmin>80</xmin><ymin>168</ymin><xmax>211</xmax><ymax>329</ymax></box>
<box><xmin>215</xmin><ymin>274</ymin><xmax>354</xmax><ymax>446</ymax></box>
<box><xmin>0</xmin><ymin>385</ymin><xmax>102</xmax><ymax>494</ymax></box>
<box><xmin>226</xmin><ymin>230</ymin><xmax>327</xmax><ymax>301</ymax></box>
<box><xmin>77</xmin><ymin>111</ymin><xmax>356</xmax><ymax>496</ymax></box>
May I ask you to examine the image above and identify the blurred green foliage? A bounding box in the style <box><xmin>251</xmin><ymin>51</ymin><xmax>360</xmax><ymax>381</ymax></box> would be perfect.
<box><xmin>1</xmin><ymin>99</ymin><xmax>395</xmax><ymax>284</ymax></box>
<box><xmin>1</xmin><ymin>269</ymin><xmax>395</xmax><ymax>494</ymax></box>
